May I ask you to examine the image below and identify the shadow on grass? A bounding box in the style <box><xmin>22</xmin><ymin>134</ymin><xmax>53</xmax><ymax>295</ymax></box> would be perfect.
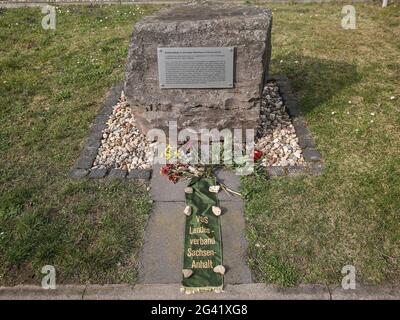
<box><xmin>271</xmin><ymin>53</ymin><xmax>362</xmax><ymax>114</ymax></box>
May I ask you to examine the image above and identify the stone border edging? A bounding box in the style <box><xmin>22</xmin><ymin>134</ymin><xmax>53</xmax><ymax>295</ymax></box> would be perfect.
<box><xmin>265</xmin><ymin>75</ymin><xmax>324</xmax><ymax>177</ymax></box>
<box><xmin>69</xmin><ymin>82</ymin><xmax>152</xmax><ymax>181</ymax></box>
<box><xmin>0</xmin><ymin>0</ymin><xmax>185</xmax><ymax>8</ymax></box>
<box><xmin>1</xmin><ymin>283</ymin><xmax>398</xmax><ymax>300</ymax></box>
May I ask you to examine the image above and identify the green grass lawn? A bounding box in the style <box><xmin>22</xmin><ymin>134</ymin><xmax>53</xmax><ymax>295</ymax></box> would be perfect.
<box><xmin>0</xmin><ymin>3</ymin><xmax>399</xmax><ymax>287</ymax></box>
<box><xmin>0</xmin><ymin>5</ymin><xmax>159</xmax><ymax>285</ymax></box>
<box><xmin>243</xmin><ymin>2</ymin><xmax>400</xmax><ymax>286</ymax></box>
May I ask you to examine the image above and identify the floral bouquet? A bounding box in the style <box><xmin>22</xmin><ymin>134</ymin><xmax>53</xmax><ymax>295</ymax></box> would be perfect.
<box><xmin>159</xmin><ymin>143</ymin><xmax>264</xmax><ymax>197</ymax></box>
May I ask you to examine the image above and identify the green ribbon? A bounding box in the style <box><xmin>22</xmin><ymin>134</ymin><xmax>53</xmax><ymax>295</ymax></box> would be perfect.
<box><xmin>182</xmin><ymin>177</ymin><xmax>223</xmax><ymax>293</ymax></box>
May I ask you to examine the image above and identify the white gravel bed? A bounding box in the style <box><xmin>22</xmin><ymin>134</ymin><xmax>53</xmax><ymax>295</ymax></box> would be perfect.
<box><xmin>92</xmin><ymin>93</ymin><xmax>153</xmax><ymax>171</ymax></box>
<box><xmin>256</xmin><ymin>81</ymin><xmax>305</xmax><ymax>167</ymax></box>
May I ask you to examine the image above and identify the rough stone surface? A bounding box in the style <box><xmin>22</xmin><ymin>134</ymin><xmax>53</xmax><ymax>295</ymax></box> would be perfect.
<box><xmin>124</xmin><ymin>0</ymin><xmax>272</xmax><ymax>133</ymax></box>
<box><xmin>292</xmin><ymin>117</ymin><xmax>311</xmax><ymax>138</ymax></box>
<box><xmin>127</xmin><ymin>169</ymin><xmax>152</xmax><ymax>180</ymax></box>
<box><xmin>88</xmin><ymin>168</ymin><xmax>108</xmax><ymax>179</ymax></box>
<box><xmin>74</xmin><ymin>146</ymin><xmax>98</xmax><ymax>170</ymax></box>
<box><xmin>298</xmin><ymin>135</ymin><xmax>316</xmax><ymax>149</ymax></box>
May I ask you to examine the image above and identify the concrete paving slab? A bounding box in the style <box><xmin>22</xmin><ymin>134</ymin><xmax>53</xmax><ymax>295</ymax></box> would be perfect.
<box><xmin>138</xmin><ymin>202</ymin><xmax>186</xmax><ymax>284</ymax></box>
<box><xmin>150</xmin><ymin>165</ymin><xmax>187</xmax><ymax>202</ymax></box>
<box><xmin>138</xmin><ymin>201</ymin><xmax>252</xmax><ymax>284</ymax></box>
<box><xmin>220</xmin><ymin>201</ymin><xmax>253</xmax><ymax>284</ymax></box>
<box><xmin>214</xmin><ymin>168</ymin><xmax>242</xmax><ymax>202</ymax></box>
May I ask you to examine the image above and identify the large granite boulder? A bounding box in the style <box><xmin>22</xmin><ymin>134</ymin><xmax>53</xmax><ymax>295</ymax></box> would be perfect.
<box><xmin>124</xmin><ymin>1</ymin><xmax>272</xmax><ymax>134</ymax></box>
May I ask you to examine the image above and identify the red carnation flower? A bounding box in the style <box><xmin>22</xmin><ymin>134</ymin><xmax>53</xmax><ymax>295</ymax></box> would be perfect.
<box><xmin>253</xmin><ymin>150</ymin><xmax>263</xmax><ymax>161</ymax></box>
<box><xmin>160</xmin><ymin>165</ymin><xmax>170</xmax><ymax>176</ymax></box>
<box><xmin>168</xmin><ymin>173</ymin><xmax>179</xmax><ymax>184</ymax></box>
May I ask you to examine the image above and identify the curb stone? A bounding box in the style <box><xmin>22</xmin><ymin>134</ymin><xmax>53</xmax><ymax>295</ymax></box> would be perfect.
<box><xmin>127</xmin><ymin>169</ymin><xmax>152</xmax><ymax>180</ymax></box>
<box><xmin>88</xmin><ymin>167</ymin><xmax>108</xmax><ymax>179</ymax></box>
<box><xmin>1</xmin><ymin>283</ymin><xmax>398</xmax><ymax>300</ymax></box>
<box><xmin>267</xmin><ymin>166</ymin><xmax>285</xmax><ymax>177</ymax></box>
<box><xmin>329</xmin><ymin>284</ymin><xmax>400</xmax><ymax>300</ymax></box>
<box><xmin>108</xmin><ymin>168</ymin><xmax>128</xmax><ymax>179</ymax></box>
<box><xmin>287</xmin><ymin>165</ymin><xmax>308</xmax><ymax>176</ymax></box>
<box><xmin>0</xmin><ymin>0</ymin><xmax>186</xmax><ymax>9</ymax></box>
